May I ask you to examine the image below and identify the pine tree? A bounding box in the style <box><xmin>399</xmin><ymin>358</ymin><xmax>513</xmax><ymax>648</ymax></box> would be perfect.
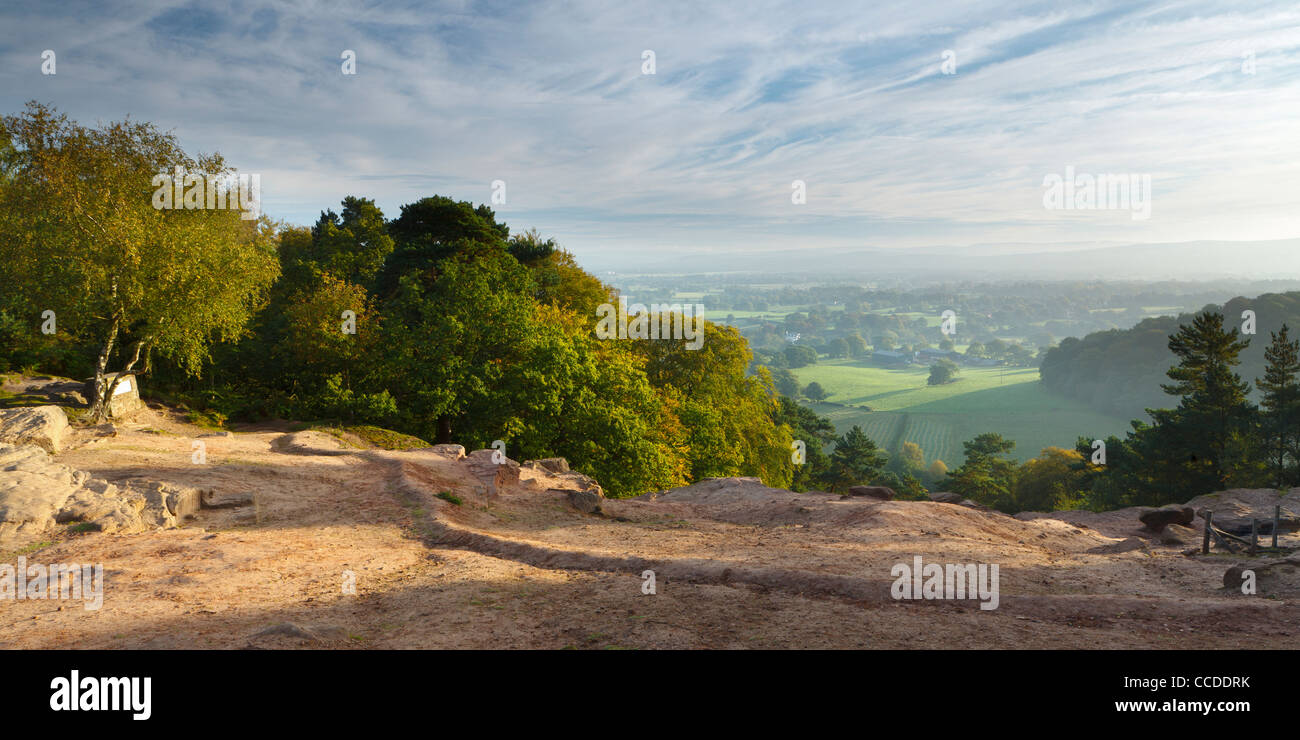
<box><xmin>1257</xmin><ymin>324</ymin><xmax>1300</xmax><ymax>487</ymax></box>
<box><xmin>1159</xmin><ymin>312</ymin><xmax>1256</xmax><ymax>494</ymax></box>
<box><xmin>828</xmin><ymin>425</ymin><xmax>887</xmax><ymax>492</ymax></box>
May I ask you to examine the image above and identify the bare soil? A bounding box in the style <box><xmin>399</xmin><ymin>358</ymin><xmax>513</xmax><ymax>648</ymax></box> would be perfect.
<box><xmin>2</xmin><ymin>405</ymin><xmax>1296</xmax><ymax>650</ymax></box>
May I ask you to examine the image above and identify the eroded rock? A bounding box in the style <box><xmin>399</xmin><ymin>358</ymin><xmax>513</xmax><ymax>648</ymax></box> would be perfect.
<box><xmin>0</xmin><ymin>406</ymin><xmax>69</xmax><ymax>453</ymax></box>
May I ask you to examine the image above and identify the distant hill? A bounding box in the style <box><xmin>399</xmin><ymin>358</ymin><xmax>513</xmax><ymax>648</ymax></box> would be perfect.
<box><xmin>1039</xmin><ymin>292</ymin><xmax>1300</xmax><ymax>420</ymax></box>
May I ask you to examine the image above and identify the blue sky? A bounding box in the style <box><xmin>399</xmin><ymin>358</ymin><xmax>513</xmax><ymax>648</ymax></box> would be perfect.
<box><xmin>2</xmin><ymin>0</ymin><xmax>1299</xmax><ymax>267</ymax></box>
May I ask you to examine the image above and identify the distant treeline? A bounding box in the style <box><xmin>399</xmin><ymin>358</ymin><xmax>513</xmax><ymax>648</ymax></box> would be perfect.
<box><xmin>1041</xmin><ymin>292</ymin><xmax>1300</xmax><ymax>418</ymax></box>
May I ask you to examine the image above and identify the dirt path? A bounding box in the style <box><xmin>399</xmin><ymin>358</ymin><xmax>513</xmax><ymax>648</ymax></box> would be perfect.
<box><xmin>2</xmin><ymin>408</ymin><xmax>1296</xmax><ymax>649</ymax></box>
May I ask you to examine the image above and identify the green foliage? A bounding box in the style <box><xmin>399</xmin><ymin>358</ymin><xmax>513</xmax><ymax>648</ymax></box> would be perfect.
<box><xmin>1013</xmin><ymin>447</ymin><xmax>1086</xmax><ymax>512</ymax></box>
<box><xmin>0</xmin><ymin>102</ymin><xmax>280</xmax><ymax>419</ymax></box>
<box><xmin>943</xmin><ymin>433</ymin><xmax>1018</xmax><ymax>511</ymax></box>
<box><xmin>827</xmin><ymin>425</ymin><xmax>888</xmax><ymax>492</ymax></box>
<box><xmin>775</xmin><ymin>395</ymin><xmax>836</xmax><ymax>492</ymax></box>
<box><xmin>1041</xmin><ymin>292</ymin><xmax>1300</xmax><ymax>419</ymax></box>
<box><xmin>1257</xmin><ymin>324</ymin><xmax>1300</xmax><ymax>487</ymax></box>
<box><xmin>784</xmin><ymin>344</ymin><xmax>817</xmax><ymax>368</ymax></box>
<box><xmin>803</xmin><ymin>381</ymin><xmax>829</xmax><ymax>401</ymax></box>
<box><xmin>927</xmin><ymin>358</ymin><xmax>959</xmax><ymax>385</ymax></box>
<box><xmin>0</xmin><ymin>104</ymin><xmax>865</xmax><ymax>501</ymax></box>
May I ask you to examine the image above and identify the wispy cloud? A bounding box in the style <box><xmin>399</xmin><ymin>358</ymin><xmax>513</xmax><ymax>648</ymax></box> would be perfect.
<box><xmin>2</xmin><ymin>0</ymin><xmax>1298</xmax><ymax>262</ymax></box>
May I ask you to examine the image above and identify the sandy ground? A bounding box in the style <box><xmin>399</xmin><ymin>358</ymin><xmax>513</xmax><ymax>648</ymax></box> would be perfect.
<box><xmin>1</xmin><ymin>405</ymin><xmax>1297</xmax><ymax>650</ymax></box>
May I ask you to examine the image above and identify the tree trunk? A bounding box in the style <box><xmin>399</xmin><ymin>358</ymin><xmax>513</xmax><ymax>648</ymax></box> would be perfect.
<box><xmin>436</xmin><ymin>415</ymin><xmax>452</xmax><ymax>444</ymax></box>
<box><xmin>88</xmin><ymin>317</ymin><xmax>120</xmax><ymax>422</ymax></box>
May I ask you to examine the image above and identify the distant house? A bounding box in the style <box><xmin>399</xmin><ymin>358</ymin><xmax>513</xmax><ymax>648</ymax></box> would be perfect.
<box><xmin>873</xmin><ymin>350</ymin><xmax>911</xmax><ymax>366</ymax></box>
<box><xmin>915</xmin><ymin>348</ymin><xmax>960</xmax><ymax>363</ymax></box>
<box><xmin>962</xmin><ymin>356</ymin><xmax>1000</xmax><ymax>367</ymax></box>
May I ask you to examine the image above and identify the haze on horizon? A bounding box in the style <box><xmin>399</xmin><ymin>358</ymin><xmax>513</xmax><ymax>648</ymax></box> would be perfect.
<box><xmin>2</xmin><ymin>0</ymin><xmax>1298</xmax><ymax>270</ymax></box>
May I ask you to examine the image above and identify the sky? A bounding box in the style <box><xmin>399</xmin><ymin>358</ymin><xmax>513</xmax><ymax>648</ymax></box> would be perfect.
<box><xmin>2</xmin><ymin>0</ymin><xmax>1299</xmax><ymax>268</ymax></box>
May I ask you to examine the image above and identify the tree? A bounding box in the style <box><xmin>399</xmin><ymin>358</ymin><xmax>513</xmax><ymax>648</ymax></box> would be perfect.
<box><xmin>301</xmin><ymin>197</ymin><xmax>395</xmax><ymax>289</ymax></box>
<box><xmin>1257</xmin><ymin>324</ymin><xmax>1300</xmax><ymax>487</ymax></box>
<box><xmin>0</xmin><ymin>102</ymin><xmax>279</xmax><ymax>420</ymax></box>
<box><xmin>896</xmin><ymin>441</ymin><xmax>926</xmax><ymax>473</ymax></box>
<box><xmin>927</xmin><ymin>459</ymin><xmax>948</xmax><ymax>480</ymax></box>
<box><xmin>1159</xmin><ymin>312</ymin><xmax>1257</xmax><ymax>494</ymax></box>
<box><xmin>803</xmin><ymin>381</ymin><xmax>829</xmax><ymax>401</ymax></box>
<box><xmin>828</xmin><ymin>425</ymin><xmax>888</xmax><ymax>492</ymax></box>
<box><xmin>944</xmin><ymin>433</ymin><xmax>1018</xmax><ymax>511</ymax></box>
<box><xmin>775</xmin><ymin>396</ymin><xmax>836</xmax><ymax>492</ymax></box>
<box><xmin>1014</xmin><ymin>447</ymin><xmax>1086</xmax><ymax>512</ymax></box>
<box><xmin>844</xmin><ymin>333</ymin><xmax>867</xmax><ymax>358</ymax></box>
<box><xmin>927</xmin><ymin>359</ymin><xmax>959</xmax><ymax>385</ymax></box>
<box><xmin>770</xmin><ymin>366</ymin><xmax>799</xmax><ymax>397</ymax></box>
<box><xmin>633</xmin><ymin>321</ymin><xmax>795</xmax><ymax>489</ymax></box>
<box><xmin>379</xmin><ymin>242</ymin><xmax>537</xmax><ymax>444</ymax></box>
<box><xmin>784</xmin><ymin>344</ymin><xmax>817</xmax><ymax>368</ymax></box>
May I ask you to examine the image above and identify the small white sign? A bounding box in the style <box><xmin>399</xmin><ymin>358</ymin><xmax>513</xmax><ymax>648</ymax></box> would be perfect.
<box><xmin>113</xmin><ymin>379</ymin><xmax>132</xmax><ymax>396</ymax></box>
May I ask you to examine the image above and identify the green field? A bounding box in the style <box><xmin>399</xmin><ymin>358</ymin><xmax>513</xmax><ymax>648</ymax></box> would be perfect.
<box><xmin>792</xmin><ymin>360</ymin><xmax>1129</xmax><ymax>467</ymax></box>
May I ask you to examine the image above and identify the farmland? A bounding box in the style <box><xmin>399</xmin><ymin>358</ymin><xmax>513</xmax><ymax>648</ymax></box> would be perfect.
<box><xmin>792</xmin><ymin>360</ymin><xmax>1130</xmax><ymax>467</ymax></box>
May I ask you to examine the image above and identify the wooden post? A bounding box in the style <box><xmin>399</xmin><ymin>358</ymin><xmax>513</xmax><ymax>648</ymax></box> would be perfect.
<box><xmin>1273</xmin><ymin>505</ymin><xmax>1281</xmax><ymax>549</ymax></box>
<box><xmin>1202</xmin><ymin>511</ymin><xmax>1213</xmax><ymax>555</ymax></box>
<box><xmin>1251</xmin><ymin>518</ymin><xmax>1259</xmax><ymax>556</ymax></box>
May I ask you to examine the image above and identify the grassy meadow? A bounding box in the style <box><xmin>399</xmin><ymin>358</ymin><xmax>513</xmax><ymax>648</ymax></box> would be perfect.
<box><xmin>792</xmin><ymin>360</ymin><xmax>1130</xmax><ymax>467</ymax></box>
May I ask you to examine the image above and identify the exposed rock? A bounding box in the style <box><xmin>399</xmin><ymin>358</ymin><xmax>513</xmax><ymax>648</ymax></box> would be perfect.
<box><xmin>847</xmin><ymin>485</ymin><xmax>895</xmax><ymax>500</ymax></box>
<box><xmin>465</xmin><ymin>449</ymin><xmax>521</xmax><ymax>493</ymax></box>
<box><xmin>85</xmin><ymin>373</ymin><xmax>145</xmax><ymax>419</ymax></box>
<box><xmin>198</xmin><ymin>431</ymin><xmax>233</xmax><ymax>438</ymax></box>
<box><xmin>0</xmin><ymin>405</ymin><xmax>69</xmax><ymax>453</ymax></box>
<box><xmin>428</xmin><ymin>444</ymin><xmax>466</xmax><ymax>460</ymax></box>
<box><xmin>1088</xmin><ymin>537</ymin><xmax>1149</xmax><ymax>554</ymax></box>
<box><xmin>556</xmin><ymin>471</ymin><xmax>603</xmax><ymax>497</ymax></box>
<box><xmin>1186</xmin><ymin>489</ymin><xmax>1300</xmax><ymax>535</ymax></box>
<box><xmin>1139</xmin><ymin>504</ymin><xmax>1195</xmax><ymax>532</ymax></box>
<box><xmin>930</xmin><ymin>491</ymin><xmax>964</xmax><ymax>504</ymax></box>
<box><xmin>1224</xmin><ymin>558</ymin><xmax>1300</xmax><ymax>594</ymax></box>
<box><xmin>56</xmin><ymin>391</ymin><xmax>87</xmax><ymax>407</ymax></box>
<box><xmin>0</xmin><ymin>443</ymin><xmax>197</xmax><ymax>544</ymax></box>
<box><xmin>566</xmin><ymin>489</ymin><xmax>603</xmax><ymax>514</ymax></box>
<box><xmin>272</xmin><ymin>431</ymin><xmax>352</xmax><ymax>456</ymax></box>
<box><xmin>524</xmin><ymin>457</ymin><xmax>570</xmax><ymax>474</ymax></box>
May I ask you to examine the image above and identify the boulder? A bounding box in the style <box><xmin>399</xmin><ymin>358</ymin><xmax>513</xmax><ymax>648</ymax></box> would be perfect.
<box><xmin>0</xmin><ymin>405</ymin><xmax>69</xmax><ymax>453</ymax></box>
<box><xmin>465</xmin><ymin>449</ymin><xmax>521</xmax><ymax>493</ymax></box>
<box><xmin>83</xmin><ymin>373</ymin><xmax>145</xmax><ymax>419</ymax></box>
<box><xmin>1224</xmin><ymin>558</ymin><xmax>1300</xmax><ymax>594</ymax></box>
<box><xmin>1139</xmin><ymin>505</ymin><xmax>1195</xmax><ymax>532</ymax></box>
<box><xmin>847</xmin><ymin>485</ymin><xmax>895</xmax><ymax>500</ymax></box>
<box><xmin>428</xmin><ymin>444</ymin><xmax>466</xmax><ymax>460</ymax></box>
<box><xmin>525</xmin><ymin>457</ymin><xmax>570</xmax><ymax>474</ymax></box>
<box><xmin>930</xmin><ymin>491</ymin><xmax>964</xmax><ymax>504</ymax></box>
<box><xmin>566</xmin><ymin>489</ymin><xmax>603</xmax><ymax>514</ymax></box>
